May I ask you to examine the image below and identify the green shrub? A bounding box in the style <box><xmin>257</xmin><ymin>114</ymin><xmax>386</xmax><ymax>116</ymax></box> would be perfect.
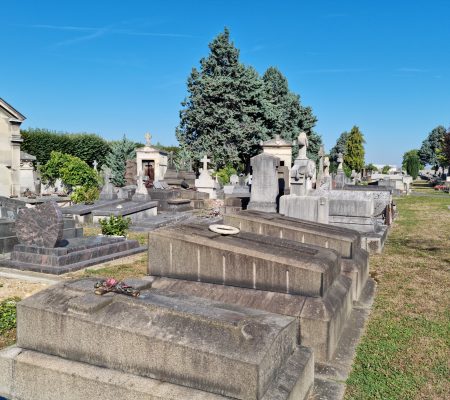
<box><xmin>70</xmin><ymin>186</ymin><xmax>100</xmax><ymax>204</ymax></box>
<box><xmin>40</xmin><ymin>151</ymin><xmax>100</xmax><ymax>189</ymax></box>
<box><xmin>0</xmin><ymin>297</ymin><xmax>20</xmax><ymax>334</ymax></box>
<box><xmin>215</xmin><ymin>165</ymin><xmax>237</xmax><ymax>185</ymax></box>
<box><xmin>21</xmin><ymin>128</ymin><xmax>110</xmax><ymax>167</ymax></box>
<box><xmin>99</xmin><ymin>215</ymin><xmax>131</xmax><ymax>236</ymax></box>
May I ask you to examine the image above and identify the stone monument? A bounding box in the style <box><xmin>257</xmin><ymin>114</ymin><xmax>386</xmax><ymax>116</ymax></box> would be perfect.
<box><xmin>290</xmin><ymin>131</ymin><xmax>316</xmax><ymax>196</ymax></box>
<box><xmin>135</xmin><ymin>132</ymin><xmax>168</xmax><ymax>184</ymax></box>
<box><xmin>247</xmin><ymin>153</ymin><xmax>280</xmax><ymax>213</ymax></box>
<box><xmin>262</xmin><ymin>134</ymin><xmax>293</xmax><ymax>189</ymax></box>
<box><xmin>194</xmin><ymin>155</ymin><xmax>216</xmax><ymax>199</ymax></box>
<box><xmin>99</xmin><ymin>167</ymin><xmax>118</xmax><ymax>200</ymax></box>
<box><xmin>131</xmin><ymin>172</ymin><xmax>151</xmax><ymax>202</ymax></box>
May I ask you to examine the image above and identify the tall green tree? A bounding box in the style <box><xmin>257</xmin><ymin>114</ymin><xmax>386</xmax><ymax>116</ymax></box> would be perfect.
<box><xmin>419</xmin><ymin>125</ymin><xmax>446</xmax><ymax>171</ymax></box>
<box><xmin>442</xmin><ymin>127</ymin><xmax>450</xmax><ymax>167</ymax></box>
<box><xmin>105</xmin><ymin>135</ymin><xmax>137</xmax><ymax>187</ymax></box>
<box><xmin>329</xmin><ymin>131</ymin><xmax>349</xmax><ymax>172</ymax></box>
<box><xmin>176</xmin><ymin>28</ymin><xmax>269</xmax><ymax>170</ymax></box>
<box><xmin>402</xmin><ymin>150</ymin><xmax>421</xmax><ymax>179</ymax></box>
<box><xmin>344</xmin><ymin>126</ymin><xmax>365</xmax><ymax>172</ymax></box>
<box><xmin>262</xmin><ymin>67</ymin><xmax>321</xmax><ymax>162</ymax></box>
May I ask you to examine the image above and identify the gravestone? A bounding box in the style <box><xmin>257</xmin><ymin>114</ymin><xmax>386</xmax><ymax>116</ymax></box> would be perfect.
<box><xmin>247</xmin><ymin>153</ymin><xmax>280</xmax><ymax>213</ymax></box>
<box><xmin>194</xmin><ymin>155</ymin><xmax>216</xmax><ymax>199</ymax></box>
<box><xmin>99</xmin><ymin>167</ymin><xmax>118</xmax><ymax>200</ymax></box>
<box><xmin>124</xmin><ymin>159</ymin><xmax>137</xmax><ymax>185</ymax></box>
<box><xmin>132</xmin><ymin>173</ymin><xmax>151</xmax><ymax>202</ymax></box>
<box><xmin>290</xmin><ymin>131</ymin><xmax>316</xmax><ymax>196</ymax></box>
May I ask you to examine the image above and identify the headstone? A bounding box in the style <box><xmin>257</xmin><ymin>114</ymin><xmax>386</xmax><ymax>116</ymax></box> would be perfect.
<box><xmin>15</xmin><ymin>202</ymin><xmax>64</xmax><ymax>248</ymax></box>
<box><xmin>124</xmin><ymin>159</ymin><xmax>137</xmax><ymax>186</ymax></box>
<box><xmin>194</xmin><ymin>155</ymin><xmax>216</xmax><ymax>199</ymax></box>
<box><xmin>132</xmin><ymin>173</ymin><xmax>151</xmax><ymax>201</ymax></box>
<box><xmin>317</xmin><ymin>145</ymin><xmax>325</xmax><ymax>184</ymax></box>
<box><xmin>99</xmin><ymin>167</ymin><xmax>118</xmax><ymax>200</ymax></box>
<box><xmin>92</xmin><ymin>160</ymin><xmax>98</xmax><ymax>171</ymax></box>
<box><xmin>247</xmin><ymin>153</ymin><xmax>280</xmax><ymax>213</ymax></box>
<box><xmin>230</xmin><ymin>174</ymin><xmax>239</xmax><ymax>185</ymax></box>
<box><xmin>337</xmin><ymin>152</ymin><xmax>344</xmax><ymax>172</ymax></box>
<box><xmin>290</xmin><ymin>131</ymin><xmax>316</xmax><ymax>195</ymax></box>
<box><xmin>323</xmin><ymin>156</ymin><xmax>330</xmax><ymax>177</ymax></box>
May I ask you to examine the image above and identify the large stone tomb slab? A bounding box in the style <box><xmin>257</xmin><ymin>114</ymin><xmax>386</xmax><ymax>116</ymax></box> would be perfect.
<box><xmin>1</xmin><ymin>278</ymin><xmax>314</xmax><ymax>400</ymax></box>
<box><xmin>3</xmin><ymin>236</ymin><xmax>145</xmax><ymax>274</ymax></box>
<box><xmin>223</xmin><ymin>210</ymin><xmax>369</xmax><ymax>302</ymax></box>
<box><xmin>148</xmin><ymin>224</ymin><xmax>353</xmax><ymax>361</ymax></box>
<box><xmin>92</xmin><ymin>200</ymin><xmax>158</xmax><ymax>223</ymax></box>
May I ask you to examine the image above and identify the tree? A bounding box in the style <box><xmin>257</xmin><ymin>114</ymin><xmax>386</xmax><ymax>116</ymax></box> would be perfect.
<box><xmin>176</xmin><ymin>28</ymin><xmax>269</xmax><ymax>170</ymax></box>
<box><xmin>402</xmin><ymin>150</ymin><xmax>421</xmax><ymax>179</ymax></box>
<box><xmin>442</xmin><ymin>127</ymin><xmax>450</xmax><ymax>167</ymax></box>
<box><xmin>365</xmin><ymin>163</ymin><xmax>378</xmax><ymax>173</ymax></box>
<box><xmin>105</xmin><ymin>135</ymin><xmax>137</xmax><ymax>187</ymax></box>
<box><xmin>419</xmin><ymin>125</ymin><xmax>446</xmax><ymax>170</ymax></box>
<box><xmin>381</xmin><ymin>165</ymin><xmax>391</xmax><ymax>174</ymax></box>
<box><xmin>344</xmin><ymin>126</ymin><xmax>365</xmax><ymax>172</ymax></box>
<box><xmin>329</xmin><ymin>131</ymin><xmax>349</xmax><ymax>172</ymax></box>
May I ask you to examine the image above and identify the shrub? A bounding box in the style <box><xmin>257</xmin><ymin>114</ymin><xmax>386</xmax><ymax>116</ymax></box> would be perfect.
<box><xmin>99</xmin><ymin>215</ymin><xmax>131</xmax><ymax>236</ymax></box>
<box><xmin>70</xmin><ymin>186</ymin><xmax>100</xmax><ymax>204</ymax></box>
<box><xmin>0</xmin><ymin>297</ymin><xmax>20</xmax><ymax>334</ymax></box>
<box><xmin>215</xmin><ymin>165</ymin><xmax>237</xmax><ymax>185</ymax></box>
<box><xmin>382</xmin><ymin>165</ymin><xmax>391</xmax><ymax>174</ymax></box>
<box><xmin>40</xmin><ymin>151</ymin><xmax>100</xmax><ymax>189</ymax></box>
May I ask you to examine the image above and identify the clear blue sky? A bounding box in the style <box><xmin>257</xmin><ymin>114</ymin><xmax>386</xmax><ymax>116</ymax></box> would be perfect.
<box><xmin>1</xmin><ymin>0</ymin><xmax>449</xmax><ymax>165</ymax></box>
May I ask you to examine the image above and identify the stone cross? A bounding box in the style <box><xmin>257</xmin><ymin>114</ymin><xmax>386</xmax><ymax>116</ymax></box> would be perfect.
<box><xmin>317</xmin><ymin>145</ymin><xmax>325</xmax><ymax>181</ymax></box>
<box><xmin>93</xmin><ymin>160</ymin><xmax>98</xmax><ymax>171</ymax></box>
<box><xmin>200</xmin><ymin>155</ymin><xmax>211</xmax><ymax>172</ymax></box>
<box><xmin>337</xmin><ymin>152</ymin><xmax>344</xmax><ymax>172</ymax></box>
<box><xmin>145</xmin><ymin>132</ymin><xmax>152</xmax><ymax>146</ymax></box>
<box><xmin>297</xmin><ymin>131</ymin><xmax>308</xmax><ymax>159</ymax></box>
<box><xmin>323</xmin><ymin>156</ymin><xmax>330</xmax><ymax>177</ymax></box>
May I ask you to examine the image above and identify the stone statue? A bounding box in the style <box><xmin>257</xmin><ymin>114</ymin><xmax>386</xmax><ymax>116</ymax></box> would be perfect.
<box><xmin>297</xmin><ymin>131</ymin><xmax>309</xmax><ymax>159</ymax></box>
<box><xmin>323</xmin><ymin>156</ymin><xmax>330</xmax><ymax>177</ymax></box>
<box><xmin>145</xmin><ymin>132</ymin><xmax>152</xmax><ymax>146</ymax></box>
<box><xmin>337</xmin><ymin>153</ymin><xmax>344</xmax><ymax>172</ymax></box>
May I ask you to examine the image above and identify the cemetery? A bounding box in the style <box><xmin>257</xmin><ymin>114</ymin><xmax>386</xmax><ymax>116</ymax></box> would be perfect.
<box><xmin>0</xmin><ymin>14</ymin><xmax>449</xmax><ymax>400</ymax></box>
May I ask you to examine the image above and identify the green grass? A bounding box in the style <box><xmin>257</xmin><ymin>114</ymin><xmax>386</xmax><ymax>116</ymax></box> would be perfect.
<box><xmin>345</xmin><ymin>188</ymin><xmax>450</xmax><ymax>400</ymax></box>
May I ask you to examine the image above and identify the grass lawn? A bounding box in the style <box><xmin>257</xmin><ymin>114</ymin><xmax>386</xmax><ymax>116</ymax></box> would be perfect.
<box><xmin>345</xmin><ymin>187</ymin><xmax>450</xmax><ymax>399</ymax></box>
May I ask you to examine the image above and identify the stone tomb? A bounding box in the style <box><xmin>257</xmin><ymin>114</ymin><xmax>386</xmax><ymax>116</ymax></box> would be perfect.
<box><xmin>0</xmin><ymin>278</ymin><xmax>314</xmax><ymax>400</ymax></box>
<box><xmin>91</xmin><ymin>200</ymin><xmax>158</xmax><ymax>223</ymax></box>
<box><xmin>149</xmin><ymin>224</ymin><xmax>354</xmax><ymax>362</ymax></box>
<box><xmin>223</xmin><ymin>210</ymin><xmax>369</xmax><ymax>302</ymax></box>
<box><xmin>1</xmin><ymin>202</ymin><xmax>145</xmax><ymax>274</ymax></box>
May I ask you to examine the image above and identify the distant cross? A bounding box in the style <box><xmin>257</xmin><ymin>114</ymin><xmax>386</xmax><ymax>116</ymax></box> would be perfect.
<box><xmin>93</xmin><ymin>160</ymin><xmax>98</xmax><ymax>171</ymax></box>
<box><xmin>145</xmin><ymin>132</ymin><xmax>152</xmax><ymax>146</ymax></box>
<box><xmin>200</xmin><ymin>155</ymin><xmax>210</xmax><ymax>171</ymax></box>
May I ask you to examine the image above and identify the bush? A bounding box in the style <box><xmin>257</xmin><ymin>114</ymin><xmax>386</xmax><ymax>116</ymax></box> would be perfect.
<box><xmin>0</xmin><ymin>297</ymin><xmax>20</xmax><ymax>334</ymax></box>
<box><xmin>215</xmin><ymin>165</ymin><xmax>237</xmax><ymax>185</ymax></box>
<box><xmin>99</xmin><ymin>215</ymin><xmax>131</xmax><ymax>236</ymax></box>
<box><xmin>40</xmin><ymin>151</ymin><xmax>100</xmax><ymax>189</ymax></box>
<box><xmin>70</xmin><ymin>186</ymin><xmax>100</xmax><ymax>204</ymax></box>
<box><xmin>382</xmin><ymin>165</ymin><xmax>391</xmax><ymax>174</ymax></box>
<box><xmin>21</xmin><ymin>128</ymin><xmax>110</xmax><ymax>167</ymax></box>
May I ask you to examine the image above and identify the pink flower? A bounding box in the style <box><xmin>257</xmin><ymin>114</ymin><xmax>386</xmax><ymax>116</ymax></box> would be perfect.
<box><xmin>105</xmin><ymin>278</ymin><xmax>118</xmax><ymax>287</ymax></box>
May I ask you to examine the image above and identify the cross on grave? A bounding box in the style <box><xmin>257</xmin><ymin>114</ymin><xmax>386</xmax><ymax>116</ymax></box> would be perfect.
<box><xmin>201</xmin><ymin>155</ymin><xmax>211</xmax><ymax>171</ymax></box>
<box><xmin>93</xmin><ymin>160</ymin><xmax>98</xmax><ymax>171</ymax></box>
<box><xmin>145</xmin><ymin>132</ymin><xmax>152</xmax><ymax>146</ymax></box>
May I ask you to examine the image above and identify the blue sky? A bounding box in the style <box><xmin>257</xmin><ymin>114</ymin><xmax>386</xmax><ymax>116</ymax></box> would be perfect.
<box><xmin>1</xmin><ymin>0</ymin><xmax>449</xmax><ymax>165</ymax></box>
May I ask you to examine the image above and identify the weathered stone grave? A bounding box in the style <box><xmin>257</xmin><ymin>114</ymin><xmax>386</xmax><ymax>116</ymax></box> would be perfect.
<box><xmin>0</xmin><ymin>278</ymin><xmax>314</xmax><ymax>399</ymax></box>
<box><xmin>1</xmin><ymin>202</ymin><xmax>145</xmax><ymax>274</ymax></box>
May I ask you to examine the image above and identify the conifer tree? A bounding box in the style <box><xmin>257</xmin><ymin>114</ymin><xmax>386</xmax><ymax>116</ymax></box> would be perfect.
<box><xmin>329</xmin><ymin>131</ymin><xmax>349</xmax><ymax>172</ymax></box>
<box><xmin>344</xmin><ymin>126</ymin><xmax>365</xmax><ymax>171</ymax></box>
<box><xmin>419</xmin><ymin>125</ymin><xmax>446</xmax><ymax>171</ymax></box>
<box><xmin>105</xmin><ymin>135</ymin><xmax>136</xmax><ymax>187</ymax></box>
<box><xmin>176</xmin><ymin>28</ymin><xmax>269</xmax><ymax>170</ymax></box>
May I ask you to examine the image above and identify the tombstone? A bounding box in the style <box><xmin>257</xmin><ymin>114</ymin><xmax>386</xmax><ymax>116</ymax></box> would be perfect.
<box><xmin>124</xmin><ymin>159</ymin><xmax>137</xmax><ymax>186</ymax></box>
<box><xmin>194</xmin><ymin>155</ymin><xmax>216</xmax><ymax>199</ymax></box>
<box><xmin>3</xmin><ymin>202</ymin><xmax>145</xmax><ymax>274</ymax></box>
<box><xmin>290</xmin><ymin>131</ymin><xmax>316</xmax><ymax>196</ymax></box>
<box><xmin>92</xmin><ymin>160</ymin><xmax>98</xmax><ymax>171</ymax></box>
<box><xmin>324</xmin><ymin>156</ymin><xmax>330</xmax><ymax>177</ymax></box>
<box><xmin>262</xmin><ymin>134</ymin><xmax>293</xmax><ymax>188</ymax></box>
<box><xmin>230</xmin><ymin>174</ymin><xmax>239</xmax><ymax>185</ymax></box>
<box><xmin>99</xmin><ymin>167</ymin><xmax>118</xmax><ymax>200</ymax></box>
<box><xmin>247</xmin><ymin>153</ymin><xmax>280</xmax><ymax>213</ymax></box>
<box><xmin>337</xmin><ymin>152</ymin><xmax>344</xmax><ymax>172</ymax></box>
<box><xmin>132</xmin><ymin>173</ymin><xmax>151</xmax><ymax>202</ymax></box>
<box><xmin>317</xmin><ymin>145</ymin><xmax>325</xmax><ymax>184</ymax></box>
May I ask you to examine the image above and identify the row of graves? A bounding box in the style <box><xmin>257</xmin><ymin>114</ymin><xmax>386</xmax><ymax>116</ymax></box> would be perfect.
<box><xmin>0</xmin><ymin>132</ymin><xmax>403</xmax><ymax>399</ymax></box>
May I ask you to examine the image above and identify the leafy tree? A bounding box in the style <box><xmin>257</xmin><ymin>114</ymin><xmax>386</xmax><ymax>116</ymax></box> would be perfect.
<box><xmin>329</xmin><ymin>131</ymin><xmax>349</xmax><ymax>172</ymax></box>
<box><xmin>105</xmin><ymin>135</ymin><xmax>137</xmax><ymax>187</ymax></box>
<box><xmin>177</xmin><ymin>28</ymin><xmax>269</xmax><ymax>170</ymax></box>
<box><xmin>381</xmin><ymin>165</ymin><xmax>391</xmax><ymax>174</ymax></box>
<box><xmin>40</xmin><ymin>151</ymin><xmax>99</xmax><ymax>189</ymax></box>
<box><xmin>344</xmin><ymin>126</ymin><xmax>365</xmax><ymax>172</ymax></box>
<box><xmin>442</xmin><ymin>127</ymin><xmax>450</xmax><ymax>167</ymax></box>
<box><xmin>402</xmin><ymin>150</ymin><xmax>421</xmax><ymax>179</ymax></box>
<box><xmin>419</xmin><ymin>125</ymin><xmax>446</xmax><ymax>170</ymax></box>
<box><xmin>365</xmin><ymin>163</ymin><xmax>378</xmax><ymax>172</ymax></box>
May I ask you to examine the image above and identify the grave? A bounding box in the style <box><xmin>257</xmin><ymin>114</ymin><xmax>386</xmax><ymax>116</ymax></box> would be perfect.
<box><xmin>1</xmin><ymin>202</ymin><xmax>145</xmax><ymax>274</ymax></box>
<box><xmin>0</xmin><ymin>278</ymin><xmax>314</xmax><ymax>400</ymax></box>
<box><xmin>247</xmin><ymin>153</ymin><xmax>280</xmax><ymax>213</ymax></box>
<box><xmin>262</xmin><ymin>134</ymin><xmax>293</xmax><ymax>189</ymax></box>
<box><xmin>91</xmin><ymin>200</ymin><xmax>158</xmax><ymax>223</ymax></box>
<box><xmin>194</xmin><ymin>155</ymin><xmax>216</xmax><ymax>199</ymax></box>
<box><xmin>149</xmin><ymin>223</ymin><xmax>354</xmax><ymax>362</ymax></box>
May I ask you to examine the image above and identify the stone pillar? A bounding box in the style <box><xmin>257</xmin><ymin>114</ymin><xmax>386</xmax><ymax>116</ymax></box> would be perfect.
<box><xmin>248</xmin><ymin>153</ymin><xmax>280</xmax><ymax>213</ymax></box>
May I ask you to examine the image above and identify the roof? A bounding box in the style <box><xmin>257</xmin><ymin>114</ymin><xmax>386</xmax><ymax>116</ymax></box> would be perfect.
<box><xmin>263</xmin><ymin>134</ymin><xmax>292</xmax><ymax>147</ymax></box>
<box><xmin>0</xmin><ymin>98</ymin><xmax>26</xmax><ymax>122</ymax></box>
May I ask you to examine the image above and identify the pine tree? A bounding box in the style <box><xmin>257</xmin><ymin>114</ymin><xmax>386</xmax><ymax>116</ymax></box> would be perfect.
<box><xmin>419</xmin><ymin>125</ymin><xmax>446</xmax><ymax>171</ymax></box>
<box><xmin>105</xmin><ymin>135</ymin><xmax>136</xmax><ymax>187</ymax></box>
<box><xmin>329</xmin><ymin>131</ymin><xmax>349</xmax><ymax>172</ymax></box>
<box><xmin>344</xmin><ymin>126</ymin><xmax>365</xmax><ymax>172</ymax></box>
<box><xmin>176</xmin><ymin>28</ymin><xmax>269</xmax><ymax>170</ymax></box>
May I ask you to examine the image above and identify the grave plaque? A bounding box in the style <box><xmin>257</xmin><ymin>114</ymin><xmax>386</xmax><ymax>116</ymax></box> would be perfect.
<box><xmin>16</xmin><ymin>202</ymin><xmax>64</xmax><ymax>248</ymax></box>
